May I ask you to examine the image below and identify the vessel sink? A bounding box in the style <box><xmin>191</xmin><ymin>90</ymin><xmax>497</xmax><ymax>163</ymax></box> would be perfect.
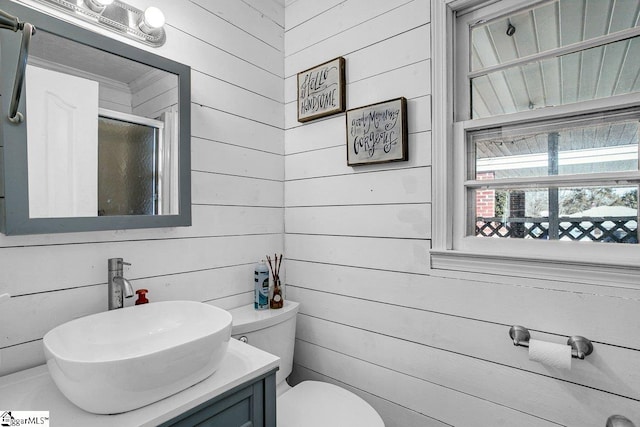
<box><xmin>43</xmin><ymin>301</ymin><xmax>232</xmax><ymax>414</ymax></box>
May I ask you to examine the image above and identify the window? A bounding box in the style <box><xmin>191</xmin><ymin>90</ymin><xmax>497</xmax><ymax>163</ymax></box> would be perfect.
<box><xmin>469</xmin><ymin>111</ymin><xmax>638</xmax><ymax>244</ymax></box>
<box><xmin>431</xmin><ymin>0</ymin><xmax>640</xmax><ymax>283</ymax></box>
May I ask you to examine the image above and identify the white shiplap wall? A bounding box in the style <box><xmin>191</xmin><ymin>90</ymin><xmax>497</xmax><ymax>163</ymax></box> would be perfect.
<box><xmin>284</xmin><ymin>1</ymin><xmax>640</xmax><ymax>426</ymax></box>
<box><xmin>2</xmin><ymin>0</ymin><xmax>639</xmax><ymax>425</ymax></box>
<box><xmin>0</xmin><ymin>0</ymin><xmax>285</xmax><ymax>375</ymax></box>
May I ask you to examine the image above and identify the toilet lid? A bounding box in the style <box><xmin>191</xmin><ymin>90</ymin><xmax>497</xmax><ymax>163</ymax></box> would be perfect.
<box><xmin>277</xmin><ymin>381</ymin><xmax>384</xmax><ymax>427</ymax></box>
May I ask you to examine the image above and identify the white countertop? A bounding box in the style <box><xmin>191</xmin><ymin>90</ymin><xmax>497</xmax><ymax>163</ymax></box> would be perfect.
<box><xmin>0</xmin><ymin>339</ymin><xmax>279</xmax><ymax>426</ymax></box>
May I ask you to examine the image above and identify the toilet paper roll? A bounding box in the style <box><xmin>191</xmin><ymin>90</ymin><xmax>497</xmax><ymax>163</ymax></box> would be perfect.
<box><xmin>528</xmin><ymin>339</ymin><xmax>572</xmax><ymax>369</ymax></box>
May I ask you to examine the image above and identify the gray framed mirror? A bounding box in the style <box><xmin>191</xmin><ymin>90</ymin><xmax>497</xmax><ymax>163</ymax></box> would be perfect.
<box><xmin>0</xmin><ymin>2</ymin><xmax>191</xmax><ymax>235</ymax></box>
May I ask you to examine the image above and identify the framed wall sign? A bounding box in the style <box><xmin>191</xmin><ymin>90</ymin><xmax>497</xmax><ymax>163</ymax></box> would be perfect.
<box><xmin>297</xmin><ymin>57</ymin><xmax>345</xmax><ymax>122</ymax></box>
<box><xmin>346</xmin><ymin>97</ymin><xmax>408</xmax><ymax>166</ymax></box>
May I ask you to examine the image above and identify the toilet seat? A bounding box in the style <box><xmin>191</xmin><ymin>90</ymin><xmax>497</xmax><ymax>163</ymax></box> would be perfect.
<box><xmin>277</xmin><ymin>381</ymin><xmax>384</xmax><ymax>427</ymax></box>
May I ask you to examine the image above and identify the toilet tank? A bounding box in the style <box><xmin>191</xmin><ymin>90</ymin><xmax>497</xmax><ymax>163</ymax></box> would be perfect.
<box><xmin>229</xmin><ymin>300</ymin><xmax>299</xmax><ymax>385</ymax></box>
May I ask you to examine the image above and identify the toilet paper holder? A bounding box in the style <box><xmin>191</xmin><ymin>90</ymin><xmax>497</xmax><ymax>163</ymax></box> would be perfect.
<box><xmin>509</xmin><ymin>325</ymin><xmax>593</xmax><ymax>360</ymax></box>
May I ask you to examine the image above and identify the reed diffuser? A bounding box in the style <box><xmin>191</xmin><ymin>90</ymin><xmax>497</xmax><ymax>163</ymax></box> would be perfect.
<box><xmin>266</xmin><ymin>253</ymin><xmax>284</xmax><ymax>309</ymax></box>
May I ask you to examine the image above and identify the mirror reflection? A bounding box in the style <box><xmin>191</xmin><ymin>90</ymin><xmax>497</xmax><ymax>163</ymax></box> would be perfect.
<box><xmin>25</xmin><ymin>29</ymin><xmax>179</xmax><ymax>218</ymax></box>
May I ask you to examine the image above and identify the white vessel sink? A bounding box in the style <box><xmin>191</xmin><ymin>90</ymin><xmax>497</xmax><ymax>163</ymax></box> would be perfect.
<box><xmin>43</xmin><ymin>301</ymin><xmax>232</xmax><ymax>414</ymax></box>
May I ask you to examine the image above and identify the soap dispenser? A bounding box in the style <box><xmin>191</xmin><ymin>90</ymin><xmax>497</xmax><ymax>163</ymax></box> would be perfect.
<box><xmin>135</xmin><ymin>289</ymin><xmax>149</xmax><ymax>305</ymax></box>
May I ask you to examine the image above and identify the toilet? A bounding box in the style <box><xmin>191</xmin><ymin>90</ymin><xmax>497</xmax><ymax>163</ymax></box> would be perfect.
<box><xmin>229</xmin><ymin>300</ymin><xmax>385</xmax><ymax>427</ymax></box>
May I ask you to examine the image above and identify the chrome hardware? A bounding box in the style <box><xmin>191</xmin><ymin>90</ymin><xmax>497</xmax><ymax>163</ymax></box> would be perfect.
<box><xmin>567</xmin><ymin>336</ymin><xmax>594</xmax><ymax>360</ymax></box>
<box><xmin>108</xmin><ymin>258</ymin><xmax>134</xmax><ymax>310</ymax></box>
<box><xmin>30</xmin><ymin>0</ymin><xmax>166</xmax><ymax>47</ymax></box>
<box><xmin>0</xmin><ymin>8</ymin><xmax>35</xmax><ymax>124</ymax></box>
<box><xmin>509</xmin><ymin>325</ymin><xmax>593</xmax><ymax>360</ymax></box>
<box><xmin>0</xmin><ymin>8</ymin><xmax>21</xmax><ymax>31</ymax></box>
<box><xmin>607</xmin><ymin>415</ymin><xmax>636</xmax><ymax>427</ymax></box>
<box><xmin>239</xmin><ymin>336</ymin><xmax>248</xmax><ymax>344</ymax></box>
<box><xmin>509</xmin><ymin>325</ymin><xmax>530</xmax><ymax>346</ymax></box>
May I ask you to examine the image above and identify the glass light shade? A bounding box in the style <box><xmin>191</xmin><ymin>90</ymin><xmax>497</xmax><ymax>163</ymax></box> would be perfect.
<box><xmin>143</xmin><ymin>7</ymin><xmax>165</xmax><ymax>29</ymax></box>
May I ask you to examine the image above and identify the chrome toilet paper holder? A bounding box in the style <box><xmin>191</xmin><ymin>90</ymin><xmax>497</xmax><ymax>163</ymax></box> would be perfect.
<box><xmin>509</xmin><ymin>325</ymin><xmax>593</xmax><ymax>360</ymax></box>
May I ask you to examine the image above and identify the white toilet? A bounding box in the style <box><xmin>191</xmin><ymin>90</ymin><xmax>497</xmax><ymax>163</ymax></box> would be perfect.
<box><xmin>229</xmin><ymin>300</ymin><xmax>385</xmax><ymax>427</ymax></box>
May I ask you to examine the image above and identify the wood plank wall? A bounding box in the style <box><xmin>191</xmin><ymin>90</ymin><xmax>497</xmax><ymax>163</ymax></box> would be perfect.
<box><xmin>0</xmin><ymin>0</ymin><xmax>285</xmax><ymax>375</ymax></box>
<box><xmin>2</xmin><ymin>1</ymin><xmax>639</xmax><ymax>426</ymax></box>
<box><xmin>283</xmin><ymin>1</ymin><xmax>640</xmax><ymax>426</ymax></box>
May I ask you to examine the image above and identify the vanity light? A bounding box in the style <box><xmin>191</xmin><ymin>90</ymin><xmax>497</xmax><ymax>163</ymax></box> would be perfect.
<box><xmin>138</xmin><ymin>6</ymin><xmax>165</xmax><ymax>36</ymax></box>
<box><xmin>31</xmin><ymin>0</ymin><xmax>166</xmax><ymax>47</ymax></box>
<box><xmin>83</xmin><ymin>0</ymin><xmax>114</xmax><ymax>14</ymax></box>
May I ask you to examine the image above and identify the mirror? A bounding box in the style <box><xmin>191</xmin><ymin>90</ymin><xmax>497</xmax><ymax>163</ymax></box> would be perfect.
<box><xmin>0</xmin><ymin>2</ymin><xmax>191</xmax><ymax>235</ymax></box>
<box><xmin>26</xmin><ymin>30</ymin><xmax>179</xmax><ymax>218</ymax></box>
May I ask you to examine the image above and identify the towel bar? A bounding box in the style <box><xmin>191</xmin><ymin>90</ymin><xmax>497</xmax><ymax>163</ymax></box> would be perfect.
<box><xmin>0</xmin><ymin>8</ymin><xmax>36</xmax><ymax>124</ymax></box>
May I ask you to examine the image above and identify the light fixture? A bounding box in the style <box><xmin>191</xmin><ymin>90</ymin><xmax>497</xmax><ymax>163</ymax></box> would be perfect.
<box><xmin>84</xmin><ymin>0</ymin><xmax>114</xmax><ymax>14</ymax></box>
<box><xmin>31</xmin><ymin>0</ymin><xmax>166</xmax><ymax>47</ymax></box>
<box><xmin>138</xmin><ymin>7</ymin><xmax>165</xmax><ymax>36</ymax></box>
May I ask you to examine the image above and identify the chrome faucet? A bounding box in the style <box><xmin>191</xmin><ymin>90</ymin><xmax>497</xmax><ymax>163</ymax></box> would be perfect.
<box><xmin>108</xmin><ymin>258</ymin><xmax>134</xmax><ymax>310</ymax></box>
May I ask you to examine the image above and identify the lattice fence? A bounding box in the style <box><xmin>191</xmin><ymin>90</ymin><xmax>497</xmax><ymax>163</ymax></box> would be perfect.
<box><xmin>476</xmin><ymin>216</ymin><xmax>638</xmax><ymax>243</ymax></box>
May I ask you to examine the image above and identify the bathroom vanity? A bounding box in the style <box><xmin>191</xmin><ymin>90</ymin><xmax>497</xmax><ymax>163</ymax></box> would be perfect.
<box><xmin>0</xmin><ymin>339</ymin><xmax>279</xmax><ymax>427</ymax></box>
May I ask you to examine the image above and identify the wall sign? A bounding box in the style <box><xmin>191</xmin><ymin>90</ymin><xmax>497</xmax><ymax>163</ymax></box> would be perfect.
<box><xmin>297</xmin><ymin>57</ymin><xmax>345</xmax><ymax>123</ymax></box>
<box><xmin>346</xmin><ymin>97</ymin><xmax>408</xmax><ymax>166</ymax></box>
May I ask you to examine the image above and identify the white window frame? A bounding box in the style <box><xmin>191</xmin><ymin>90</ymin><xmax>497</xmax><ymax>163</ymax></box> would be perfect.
<box><xmin>430</xmin><ymin>0</ymin><xmax>640</xmax><ymax>287</ymax></box>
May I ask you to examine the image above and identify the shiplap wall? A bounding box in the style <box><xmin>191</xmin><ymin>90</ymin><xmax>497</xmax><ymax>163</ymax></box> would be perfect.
<box><xmin>0</xmin><ymin>0</ymin><xmax>284</xmax><ymax>376</ymax></box>
<box><xmin>283</xmin><ymin>1</ymin><xmax>640</xmax><ymax>426</ymax></box>
<box><xmin>2</xmin><ymin>0</ymin><xmax>640</xmax><ymax>425</ymax></box>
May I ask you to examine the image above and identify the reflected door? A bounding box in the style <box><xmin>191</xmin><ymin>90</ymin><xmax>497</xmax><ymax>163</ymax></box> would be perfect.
<box><xmin>26</xmin><ymin>65</ymin><xmax>99</xmax><ymax>218</ymax></box>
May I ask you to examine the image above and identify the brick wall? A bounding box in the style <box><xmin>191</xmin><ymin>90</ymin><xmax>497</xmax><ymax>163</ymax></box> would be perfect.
<box><xmin>476</xmin><ymin>171</ymin><xmax>495</xmax><ymax>218</ymax></box>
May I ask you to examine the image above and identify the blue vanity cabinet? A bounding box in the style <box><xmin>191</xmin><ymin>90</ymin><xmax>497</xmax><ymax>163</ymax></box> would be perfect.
<box><xmin>159</xmin><ymin>370</ymin><xmax>277</xmax><ymax>427</ymax></box>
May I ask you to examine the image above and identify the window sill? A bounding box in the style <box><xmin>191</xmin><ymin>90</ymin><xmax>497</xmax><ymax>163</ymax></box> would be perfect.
<box><xmin>430</xmin><ymin>249</ymin><xmax>640</xmax><ymax>288</ymax></box>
